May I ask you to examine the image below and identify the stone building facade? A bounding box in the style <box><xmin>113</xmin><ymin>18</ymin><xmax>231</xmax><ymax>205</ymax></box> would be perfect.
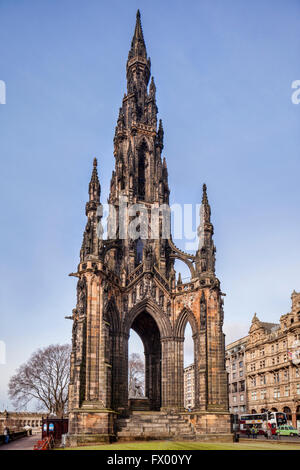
<box><xmin>226</xmin><ymin>336</ymin><xmax>248</xmax><ymax>415</ymax></box>
<box><xmin>0</xmin><ymin>411</ymin><xmax>44</xmax><ymax>433</ymax></box>
<box><xmin>67</xmin><ymin>11</ymin><xmax>230</xmax><ymax>446</ymax></box>
<box><xmin>184</xmin><ymin>364</ymin><xmax>195</xmax><ymax>410</ymax></box>
<box><xmin>246</xmin><ymin>291</ymin><xmax>300</xmax><ymax>428</ymax></box>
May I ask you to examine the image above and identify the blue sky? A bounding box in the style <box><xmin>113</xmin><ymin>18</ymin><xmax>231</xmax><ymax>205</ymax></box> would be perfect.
<box><xmin>0</xmin><ymin>0</ymin><xmax>299</xmax><ymax>409</ymax></box>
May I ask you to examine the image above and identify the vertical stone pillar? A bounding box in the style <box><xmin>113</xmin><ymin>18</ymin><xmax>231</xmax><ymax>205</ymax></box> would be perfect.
<box><xmin>292</xmin><ymin>410</ymin><xmax>297</xmax><ymax>429</ymax></box>
<box><xmin>113</xmin><ymin>332</ymin><xmax>129</xmax><ymax>414</ymax></box>
<box><xmin>161</xmin><ymin>337</ymin><xmax>182</xmax><ymax>410</ymax></box>
<box><xmin>206</xmin><ymin>290</ymin><xmax>228</xmax><ymax>411</ymax></box>
<box><xmin>85</xmin><ymin>275</ymin><xmax>100</xmax><ymax>402</ymax></box>
<box><xmin>174</xmin><ymin>337</ymin><xmax>184</xmax><ymax>410</ymax></box>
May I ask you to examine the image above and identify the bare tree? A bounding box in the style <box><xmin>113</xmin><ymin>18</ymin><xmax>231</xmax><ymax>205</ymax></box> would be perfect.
<box><xmin>8</xmin><ymin>344</ymin><xmax>71</xmax><ymax>417</ymax></box>
<box><xmin>128</xmin><ymin>353</ymin><xmax>145</xmax><ymax>398</ymax></box>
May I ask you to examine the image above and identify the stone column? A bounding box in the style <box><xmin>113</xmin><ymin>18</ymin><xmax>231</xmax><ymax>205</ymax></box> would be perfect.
<box><xmin>161</xmin><ymin>337</ymin><xmax>183</xmax><ymax>410</ymax></box>
<box><xmin>112</xmin><ymin>332</ymin><xmax>129</xmax><ymax>414</ymax></box>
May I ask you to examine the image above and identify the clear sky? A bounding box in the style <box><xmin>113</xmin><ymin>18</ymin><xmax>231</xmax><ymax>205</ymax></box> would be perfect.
<box><xmin>0</xmin><ymin>0</ymin><xmax>299</xmax><ymax>409</ymax></box>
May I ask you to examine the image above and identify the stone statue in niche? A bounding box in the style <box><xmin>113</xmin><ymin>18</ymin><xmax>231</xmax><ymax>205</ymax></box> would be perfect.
<box><xmin>77</xmin><ymin>277</ymin><xmax>87</xmax><ymax>317</ymax></box>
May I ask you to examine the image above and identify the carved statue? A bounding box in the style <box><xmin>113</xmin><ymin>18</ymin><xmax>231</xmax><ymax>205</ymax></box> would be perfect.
<box><xmin>77</xmin><ymin>277</ymin><xmax>87</xmax><ymax>317</ymax></box>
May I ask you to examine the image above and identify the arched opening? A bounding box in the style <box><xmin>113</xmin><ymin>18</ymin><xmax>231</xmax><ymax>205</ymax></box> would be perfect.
<box><xmin>296</xmin><ymin>406</ymin><xmax>300</xmax><ymax>430</ymax></box>
<box><xmin>129</xmin><ymin>311</ymin><xmax>161</xmax><ymax>411</ymax></box>
<box><xmin>135</xmin><ymin>238</ymin><xmax>144</xmax><ymax>266</ymax></box>
<box><xmin>128</xmin><ymin>330</ymin><xmax>145</xmax><ymax>398</ymax></box>
<box><xmin>283</xmin><ymin>406</ymin><xmax>292</xmax><ymax>424</ymax></box>
<box><xmin>138</xmin><ymin>142</ymin><xmax>147</xmax><ymax>200</ymax></box>
<box><xmin>184</xmin><ymin>322</ymin><xmax>195</xmax><ymax>410</ymax></box>
<box><xmin>251</xmin><ymin>409</ymin><xmax>257</xmax><ymax>414</ymax></box>
<box><xmin>271</xmin><ymin>407</ymin><xmax>278</xmax><ymax>412</ymax></box>
<box><xmin>174</xmin><ymin>259</ymin><xmax>191</xmax><ymax>285</ymax></box>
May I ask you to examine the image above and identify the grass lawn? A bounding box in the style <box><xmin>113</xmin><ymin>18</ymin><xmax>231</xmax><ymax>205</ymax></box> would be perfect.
<box><xmin>64</xmin><ymin>440</ymin><xmax>300</xmax><ymax>451</ymax></box>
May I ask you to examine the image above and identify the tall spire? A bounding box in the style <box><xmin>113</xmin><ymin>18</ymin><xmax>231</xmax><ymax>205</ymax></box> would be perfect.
<box><xmin>196</xmin><ymin>184</ymin><xmax>216</xmax><ymax>275</ymax></box>
<box><xmin>81</xmin><ymin>159</ymin><xmax>101</xmax><ymax>261</ymax></box>
<box><xmin>128</xmin><ymin>10</ymin><xmax>147</xmax><ymax>60</ymax></box>
<box><xmin>86</xmin><ymin>158</ymin><xmax>100</xmax><ymax>215</ymax></box>
<box><xmin>201</xmin><ymin>183</ymin><xmax>211</xmax><ymax>225</ymax></box>
<box><xmin>126</xmin><ymin>10</ymin><xmax>151</xmax><ymax>95</ymax></box>
<box><xmin>89</xmin><ymin>158</ymin><xmax>100</xmax><ymax>203</ymax></box>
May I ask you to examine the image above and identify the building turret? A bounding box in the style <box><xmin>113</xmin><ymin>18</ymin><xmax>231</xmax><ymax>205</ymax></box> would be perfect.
<box><xmin>80</xmin><ymin>158</ymin><xmax>102</xmax><ymax>261</ymax></box>
<box><xmin>195</xmin><ymin>184</ymin><xmax>216</xmax><ymax>275</ymax></box>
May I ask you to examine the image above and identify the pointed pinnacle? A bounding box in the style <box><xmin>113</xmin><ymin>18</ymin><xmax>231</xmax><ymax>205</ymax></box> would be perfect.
<box><xmin>128</xmin><ymin>9</ymin><xmax>147</xmax><ymax>60</ymax></box>
<box><xmin>89</xmin><ymin>158</ymin><xmax>100</xmax><ymax>201</ymax></box>
<box><xmin>202</xmin><ymin>183</ymin><xmax>208</xmax><ymax>204</ymax></box>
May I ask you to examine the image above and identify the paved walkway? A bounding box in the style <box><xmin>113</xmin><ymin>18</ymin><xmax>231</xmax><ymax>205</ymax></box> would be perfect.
<box><xmin>0</xmin><ymin>435</ymin><xmax>38</xmax><ymax>450</ymax></box>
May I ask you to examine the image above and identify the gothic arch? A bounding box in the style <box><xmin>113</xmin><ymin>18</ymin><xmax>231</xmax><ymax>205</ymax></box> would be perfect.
<box><xmin>104</xmin><ymin>296</ymin><xmax>121</xmax><ymax>333</ymax></box>
<box><xmin>123</xmin><ymin>297</ymin><xmax>173</xmax><ymax>339</ymax></box>
<box><xmin>136</xmin><ymin>136</ymin><xmax>150</xmax><ymax>152</ymax></box>
<box><xmin>170</xmin><ymin>253</ymin><xmax>196</xmax><ymax>279</ymax></box>
<box><xmin>174</xmin><ymin>307</ymin><xmax>199</xmax><ymax>339</ymax></box>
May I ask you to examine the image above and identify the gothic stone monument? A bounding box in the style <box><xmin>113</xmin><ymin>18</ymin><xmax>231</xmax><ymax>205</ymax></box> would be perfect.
<box><xmin>67</xmin><ymin>11</ymin><xmax>231</xmax><ymax>446</ymax></box>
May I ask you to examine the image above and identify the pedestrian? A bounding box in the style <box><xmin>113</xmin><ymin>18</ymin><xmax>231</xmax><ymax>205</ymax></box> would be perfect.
<box><xmin>271</xmin><ymin>425</ymin><xmax>277</xmax><ymax>440</ymax></box>
<box><xmin>251</xmin><ymin>426</ymin><xmax>256</xmax><ymax>439</ymax></box>
<box><xmin>3</xmin><ymin>427</ymin><xmax>9</xmax><ymax>444</ymax></box>
<box><xmin>254</xmin><ymin>427</ymin><xmax>258</xmax><ymax>439</ymax></box>
<box><xmin>246</xmin><ymin>427</ymin><xmax>251</xmax><ymax>439</ymax></box>
<box><xmin>267</xmin><ymin>427</ymin><xmax>272</xmax><ymax>440</ymax></box>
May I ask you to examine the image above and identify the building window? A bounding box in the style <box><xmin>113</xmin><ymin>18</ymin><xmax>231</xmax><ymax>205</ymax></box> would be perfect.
<box><xmin>274</xmin><ymin>388</ymin><xmax>280</xmax><ymax>399</ymax></box>
<box><xmin>273</xmin><ymin>372</ymin><xmax>280</xmax><ymax>383</ymax></box>
<box><xmin>260</xmin><ymin>375</ymin><xmax>266</xmax><ymax>385</ymax></box>
<box><xmin>296</xmin><ymin>369</ymin><xmax>300</xmax><ymax>378</ymax></box>
<box><xmin>261</xmin><ymin>389</ymin><xmax>267</xmax><ymax>400</ymax></box>
<box><xmin>240</xmin><ymin>394</ymin><xmax>244</xmax><ymax>402</ymax></box>
<box><xmin>297</xmin><ymin>384</ymin><xmax>300</xmax><ymax>395</ymax></box>
<box><xmin>285</xmin><ymin>386</ymin><xmax>290</xmax><ymax>397</ymax></box>
<box><xmin>239</xmin><ymin>361</ymin><xmax>243</xmax><ymax>368</ymax></box>
<box><xmin>260</xmin><ymin>360</ymin><xmax>265</xmax><ymax>368</ymax></box>
<box><xmin>284</xmin><ymin>354</ymin><xmax>288</xmax><ymax>362</ymax></box>
<box><xmin>239</xmin><ymin>370</ymin><xmax>243</xmax><ymax>377</ymax></box>
<box><xmin>250</xmin><ymin>363</ymin><xmax>256</xmax><ymax>372</ymax></box>
<box><xmin>260</xmin><ymin>348</ymin><xmax>265</xmax><ymax>356</ymax></box>
<box><xmin>251</xmin><ymin>377</ymin><xmax>256</xmax><ymax>387</ymax></box>
<box><xmin>251</xmin><ymin>391</ymin><xmax>257</xmax><ymax>401</ymax></box>
<box><xmin>233</xmin><ymin>396</ymin><xmax>237</xmax><ymax>403</ymax></box>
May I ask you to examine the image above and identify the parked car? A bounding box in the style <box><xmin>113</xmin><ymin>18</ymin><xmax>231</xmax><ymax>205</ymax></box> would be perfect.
<box><xmin>276</xmin><ymin>425</ymin><xmax>300</xmax><ymax>437</ymax></box>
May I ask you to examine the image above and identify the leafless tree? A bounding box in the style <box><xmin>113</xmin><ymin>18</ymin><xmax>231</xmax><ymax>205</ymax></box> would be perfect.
<box><xmin>8</xmin><ymin>344</ymin><xmax>71</xmax><ymax>417</ymax></box>
<box><xmin>128</xmin><ymin>352</ymin><xmax>145</xmax><ymax>398</ymax></box>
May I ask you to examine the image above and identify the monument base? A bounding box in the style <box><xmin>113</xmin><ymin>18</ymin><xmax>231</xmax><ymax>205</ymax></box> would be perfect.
<box><xmin>67</xmin><ymin>405</ymin><xmax>117</xmax><ymax>447</ymax></box>
<box><xmin>66</xmin><ymin>405</ymin><xmax>232</xmax><ymax>447</ymax></box>
<box><xmin>116</xmin><ymin>410</ymin><xmax>232</xmax><ymax>442</ymax></box>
